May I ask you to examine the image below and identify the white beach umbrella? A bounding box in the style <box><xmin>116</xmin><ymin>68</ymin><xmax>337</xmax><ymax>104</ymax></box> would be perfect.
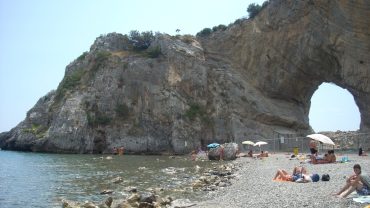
<box><xmin>307</xmin><ymin>134</ymin><xmax>335</xmax><ymax>145</ymax></box>
<box><xmin>254</xmin><ymin>141</ymin><xmax>268</xmax><ymax>147</ymax></box>
<box><xmin>254</xmin><ymin>141</ymin><xmax>268</xmax><ymax>152</ymax></box>
<box><xmin>242</xmin><ymin>140</ymin><xmax>255</xmax><ymax>151</ymax></box>
<box><xmin>242</xmin><ymin>141</ymin><xmax>255</xmax><ymax>145</ymax></box>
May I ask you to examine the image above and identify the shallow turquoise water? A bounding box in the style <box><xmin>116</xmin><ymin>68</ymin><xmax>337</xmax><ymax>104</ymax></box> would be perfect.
<box><xmin>0</xmin><ymin>150</ymin><xmax>215</xmax><ymax>208</ymax></box>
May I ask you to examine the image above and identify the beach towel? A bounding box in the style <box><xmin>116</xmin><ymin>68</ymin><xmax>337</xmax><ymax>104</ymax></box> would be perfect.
<box><xmin>273</xmin><ymin>179</ymin><xmax>291</xmax><ymax>182</ymax></box>
<box><xmin>353</xmin><ymin>195</ymin><xmax>370</xmax><ymax>203</ymax></box>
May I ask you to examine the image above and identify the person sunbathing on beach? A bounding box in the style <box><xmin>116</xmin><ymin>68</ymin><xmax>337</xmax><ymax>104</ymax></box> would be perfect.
<box><xmin>295</xmin><ymin>173</ymin><xmax>320</xmax><ymax>183</ymax></box>
<box><xmin>311</xmin><ymin>150</ymin><xmax>336</xmax><ymax>164</ymax></box>
<box><xmin>292</xmin><ymin>166</ymin><xmax>308</xmax><ymax>179</ymax></box>
<box><xmin>273</xmin><ymin>169</ymin><xmax>293</xmax><ymax>181</ymax></box>
<box><xmin>335</xmin><ymin>164</ymin><xmax>370</xmax><ymax>198</ymax></box>
<box><xmin>190</xmin><ymin>150</ymin><xmax>197</xmax><ymax>161</ymax></box>
<box><xmin>273</xmin><ymin>166</ymin><xmax>309</xmax><ymax>182</ymax></box>
<box><xmin>257</xmin><ymin>150</ymin><xmax>269</xmax><ymax>158</ymax></box>
<box><xmin>247</xmin><ymin>150</ymin><xmax>253</xmax><ymax>157</ymax></box>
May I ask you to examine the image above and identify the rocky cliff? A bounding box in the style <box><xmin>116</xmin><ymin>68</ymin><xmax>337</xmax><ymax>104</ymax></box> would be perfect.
<box><xmin>1</xmin><ymin>0</ymin><xmax>369</xmax><ymax>154</ymax></box>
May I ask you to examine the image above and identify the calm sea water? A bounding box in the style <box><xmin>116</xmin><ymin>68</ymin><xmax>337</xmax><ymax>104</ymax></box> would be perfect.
<box><xmin>0</xmin><ymin>150</ymin><xmax>216</xmax><ymax>208</ymax></box>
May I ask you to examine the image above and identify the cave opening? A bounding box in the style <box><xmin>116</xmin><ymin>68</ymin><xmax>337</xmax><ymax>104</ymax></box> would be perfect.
<box><xmin>308</xmin><ymin>83</ymin><xmax>360</xmax><ymax>132</ymax></box>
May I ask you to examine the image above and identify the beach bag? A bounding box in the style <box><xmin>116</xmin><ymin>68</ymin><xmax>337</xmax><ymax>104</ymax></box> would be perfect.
<box><xmin>322</xmin><ymin>174</ymin><xmax>330</xmax><ymax>181</ymax></box>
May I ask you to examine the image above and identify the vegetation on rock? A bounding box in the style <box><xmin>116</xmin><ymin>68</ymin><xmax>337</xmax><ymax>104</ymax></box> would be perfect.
<box><xmin>115</xmin><ymin>103</ymin><xmax>130</xmax><ymax>119</ymax></box>
<box><xmin>91</xmin><ymin>51</ymin><xmax>111</xmax><ymax>74</ymax></box>
<box><xmin>196</xmin><ymin>28</ymin><xmax>212</xmax><ymax>37</ymax></box>
<box><xmin>55</xmin><ymin>68</ymin><xmax>85</xmax><ymax>102</ymax></box>
<box><xmin>247</xmin><ymin>1</ymin><xmax>270</xmax><ymax>19</ymax></box>
<box><xmin>23</xmin><ymin>123</ymin><xmax>47</xmax><ymax>139</ymax></box>
<box><xmin>87</xmin><ymin>112</ymin><xmax>112</xmax><ymax>127</ymax></box>
<box><xmin>185</xmin><ymin>103</ymin><xmax>211</xmax><ymax>125</ymax></box>
<box><xmin>128</xmin><ymin>30</ymin><xmax>155</xmax><ymax>51</ymax></box>
<box><xmin>212</xmin><ymin>24</ymin><xmax>227</xmax><ymax>32</ymax></box>
<box><xmin>146</xmin><ymin>46</ymin><xmax>162</xmax><ymax>58</ymax></box>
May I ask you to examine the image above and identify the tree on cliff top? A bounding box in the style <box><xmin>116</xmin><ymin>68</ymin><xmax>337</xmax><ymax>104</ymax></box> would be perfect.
<box><xmin>247</xmin><ymin>3</ymin><xmax>262</xmax><ymax>19</ymax></box>
<box><xmin>128</xmin><ymin>30</ymin><xmax>154</xmax><ymax>51</ymax></box>
<box><xmin>247</xmin><ymin>1</ymin><xmax>269</xmax><ymax>19</ymax></box>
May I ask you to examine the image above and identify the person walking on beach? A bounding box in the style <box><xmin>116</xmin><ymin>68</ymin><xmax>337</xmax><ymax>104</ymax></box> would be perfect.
<box><xmin>335</xmin><ymin>164</ymin><xmax>370</xmax><ymax>198</ymax></box>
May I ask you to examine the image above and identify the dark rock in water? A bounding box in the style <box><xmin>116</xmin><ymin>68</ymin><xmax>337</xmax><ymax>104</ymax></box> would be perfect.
<box><xmin>170</xmin><ymin>199</ymin><xmax>196</xmax><ymax>208</ymax></box>
<box><xmin>138</xmin><ymin>202</ymin><xmax>154</xmax><ymax>208</ymax></box>
<box><xmin>127</xmin><ymin>193</ymin><xmax>141</xmax><ymax>204</ymax></box>
<box><xmin>81</xmin><ymin>202</ymin><xmax>97</xmax><ymax>208</ymax></box>
<box><xmin>128</xmin><ymin>187</ymin><xmax>138</xmax><ymax>193</ymax></box>
<box><xmin>105</xmin><ymin>197</ymin><xmax>113</xmax><ymax>207</ymax></box>
<box><xmin>139</xmin><ymin>192</ymin><xmax>156</xmax><ymax>204</ymax></box>
<box><xmin>192</xmin><ymin>163</ymin><xmax>237</xmax><ymax>191</ymax></box>
<box><xmin>100</xmin><ymin>189</ymin><xmax>114</xmax><ymax>195</ymax></box>
<box><xmin>112</xmin><ymin>177</ymin><xmax>123</xmax><ymax>184</ymax></box>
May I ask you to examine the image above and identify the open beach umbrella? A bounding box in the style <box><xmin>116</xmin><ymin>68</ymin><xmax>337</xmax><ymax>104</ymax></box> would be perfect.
<box><xmin>207</xmin><ymin>143</ymin><xmax>220</xmax><ymax>148</ymax></box>
<box><xmin>242</xmin><ymin>140</ymin><xmax>255</xmax><ymax>151</ymax></box>
<box><xmin>242</xmin><ymin>141</ymin><xmax>255</xmax><ymax>145</ymax></box>
<box><xmin>306</xmin><ymin>134</ymin><xmax>335</xmax><ymax>145</ymax></box>
<box><xmin>254</xmin><ymin>141</ymin><xmax>268</xmax><ymax>147</ymax></box>
<box><xmin>254</xmin><ymin>141</ymin><xmax>268</xmax><ymax>151</ymax></box>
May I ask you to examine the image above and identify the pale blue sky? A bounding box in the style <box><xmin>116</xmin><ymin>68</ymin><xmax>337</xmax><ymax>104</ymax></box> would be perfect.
<box><xmin>309</xmin><ymin>83</ymin><xmax>360</xmax><ymax>132</ymax></box>
<box><xmin>0</xmin><ymin>0</ymin><xmax>360</xmax><ymax>133</ymax></box>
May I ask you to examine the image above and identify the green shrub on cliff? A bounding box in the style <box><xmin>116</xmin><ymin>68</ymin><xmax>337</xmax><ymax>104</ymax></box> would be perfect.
<box><xmin>196</xmin><ymin>28</ymin><xmax>212</xmax><ymax>37</ymax></box>
<box><xmin>185</xmin><ymin>103</ymin><xmax>213</xmax><ymax>126</ymax></box>
<box><xmin>87</xmin><ymin>113</ymin><xmax>111</xmax><ymax>127</ymax></box>
<box><xmin>115</xmin><ymin>103</ymin><xmax>130</xmax><ymax>119</ymax></box>
<box><xmin>23</xmin><ymin>123</ymin><xmax>47</xmax><ymax>138</ymax></box>
<box><xmin>77</xmin><ymin>51</ymin><xmax>88</xmax><ymax>61</ymax></box>
<box><xmin>55</xmin><ymin>68</ymin><xmax>85</xmax><ymax>102</ymax></box>
<box><xmin>196</xmin><ymin>25</ymin><xmax>227</xmax><ymax>37</ymax></box>
<box><xmin>128</xmin><ymin>30</ymin><xmax>154</xmax><ymax>51</ymax></box>
<box><xmin>146</xmin><ymin>46</ymin><xmax>162</xmax><ymax>58</ymax></box>
<box><xmin>247</xmin><ymin>3</ymin><xmax>262</xmax><ymax>19</ymax></box>
<box><xmin>185</xmin><ymin>103</ymin><xmax>206</xmax><ymax>121</ymax></box>
<box><xmin>247</xmin><ymin>1</ymin><xmax>269</xmax><ymax>19</ymax></box>
<box><xmin>212</xmin><ymin>24</ymin><xmax>227</xmax><ymax>32</ymax></box>
<box><xmin>91</xmin><ymin>51</ymin><xmax>111</xmax><ymax>74</ymax></box>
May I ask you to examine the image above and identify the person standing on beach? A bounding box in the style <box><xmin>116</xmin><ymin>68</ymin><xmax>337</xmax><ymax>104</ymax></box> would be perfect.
<box><xmin>359</xmin><ymin>147</ymin><xmax>368</xmax><ymax>156</ymax></box>
<box><xmin>335</xmin><ymin>164</ymin><xmax>370</xmax><ymax>198</ymax></box>
<box><xmin>113</xmin><ymin>147</ymin><xmax>118</xmax><ymax>155</ymax></box>
<box><xmin>219</xmin><ymin>145</ymin><xmax>224</xmax><ymax>161</ymax></box>
<box><xmin>118</xmin><ymin>146</ymin><xmax>124</xmax><ymax>155</ymax></box>
<box><xmin>309</xmin><ymin>139</ymin><xmax>318</xmax><ymax>156</ymax></box>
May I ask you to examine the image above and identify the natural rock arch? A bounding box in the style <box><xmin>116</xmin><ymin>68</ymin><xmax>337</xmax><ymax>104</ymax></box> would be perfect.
<box><xmin>1</xmin><ymin>0</ymin><xmax>369</xmax><ymax>153</ymax></box>
<box><xmin>200</xmin><ymin>0</ymin><xmax>370</xmax><ymax>132</ymax></box>
<box><xmin>309</xmin><ymin>82</ymin><xmax>360</xmax><ymax>131</ymax></box>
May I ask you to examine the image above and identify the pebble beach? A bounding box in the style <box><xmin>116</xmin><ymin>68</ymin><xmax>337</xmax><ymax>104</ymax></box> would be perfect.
<box><xmin>194</xmin><ymin>152</ymin><xmax>370</xmax><ymax>208</ymax></box>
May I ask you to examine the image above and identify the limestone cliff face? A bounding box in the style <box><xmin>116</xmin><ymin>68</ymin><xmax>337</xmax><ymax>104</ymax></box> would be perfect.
<box><xmin>200</xmin><ymin>0</ymin><xmax>370</xmax><ymax>131</ymax></box>
<box><xmin>1</xmin><ymin>0</ymin><xmax>369</xmax><ymax>153</ymax></box>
